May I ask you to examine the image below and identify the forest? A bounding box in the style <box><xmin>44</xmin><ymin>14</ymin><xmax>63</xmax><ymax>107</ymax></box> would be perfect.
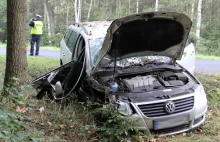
<box><xmin>0</xmin><ymin>0</ymin><xmax>219</xmax><ymax>56</ymax></box>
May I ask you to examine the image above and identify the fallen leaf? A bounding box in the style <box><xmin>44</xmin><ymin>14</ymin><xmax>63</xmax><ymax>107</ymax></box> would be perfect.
<box><xmin>59</xmin><ymin>124</ymin><xmax>64</xmax><ymax>129</ymax></box>
<box><xmin>47</xmin><ymin>122</ymin><xmax>52</xmax><ymax>126</ymax></box>
<box><xmin>197</xmin><ymin>128</ymin><xmax>203</xmax><ymax>132</ymax></box>
<box><xmin>183</xmin><ymin>133</ymin><xmax>186</xmax><ymax>136</ymax></box>
<box><xmin>16</xmin><ymin>106</ymin><xmax>27</xmax><ymax>113</ymax></box>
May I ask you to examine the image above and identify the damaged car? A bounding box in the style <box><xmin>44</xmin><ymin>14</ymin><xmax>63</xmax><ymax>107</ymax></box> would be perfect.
<box><xmin>32</xmin><ymin>12</ymin><xmax>207</xmax><ymax>135</ymax></box>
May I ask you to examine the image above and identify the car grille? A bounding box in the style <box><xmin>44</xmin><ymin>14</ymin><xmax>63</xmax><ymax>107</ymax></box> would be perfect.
<box><xmin>150</xmin><ymin>123</ymin><xmax>190</xmax><ymax>135</ymax></box>
<box><xmin>137</xmin><ymin>96</ymin><xmax>194</xmax><ymax>117</ymax></box>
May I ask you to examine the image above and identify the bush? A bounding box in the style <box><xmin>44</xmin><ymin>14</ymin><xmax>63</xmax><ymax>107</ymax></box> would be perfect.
<box><xmin>83</xmin><ymin>104</ymin><xmax>150</xmax><ymax>142</ymax></box>
<box><xmin>196</xmin><ymin>24</ymin><xmax>220</xmax><ymax>56</ymax></box>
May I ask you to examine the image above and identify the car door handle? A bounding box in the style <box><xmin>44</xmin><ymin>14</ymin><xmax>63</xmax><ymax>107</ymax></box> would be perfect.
<box><xmin>62</xmin><ymin>53</ymin><xmax>65</xmax><ymax>56</ymax></box>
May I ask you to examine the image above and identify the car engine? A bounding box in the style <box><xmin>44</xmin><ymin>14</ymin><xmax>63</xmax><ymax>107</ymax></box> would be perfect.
<box><xmin>113</xmin><ymin>71</ymin><xmax>189</xmax><ymax>92</ymax></box>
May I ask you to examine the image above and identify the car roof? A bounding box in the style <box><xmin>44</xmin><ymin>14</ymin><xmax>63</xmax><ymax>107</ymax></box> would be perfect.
<box><xmin>71</xmin><ymin>21</ymin><xmax>112</xmax><ymax>39</ymax></box>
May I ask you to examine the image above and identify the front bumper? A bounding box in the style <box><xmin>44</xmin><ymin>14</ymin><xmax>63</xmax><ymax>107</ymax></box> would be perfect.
<box><xmin>129</xmin><ymin>93</ymin><xmax>207</xmax><ymax>135</ymax></box>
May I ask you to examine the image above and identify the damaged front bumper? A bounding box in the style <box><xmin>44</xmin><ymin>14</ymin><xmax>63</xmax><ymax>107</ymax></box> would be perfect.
<box><xmin>124</xmin><ymin>93</ymin><xmax>207</xmax><ymax>136</ymax></box>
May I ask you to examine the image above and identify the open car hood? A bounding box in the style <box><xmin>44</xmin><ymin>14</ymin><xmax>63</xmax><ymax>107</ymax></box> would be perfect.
<box><xmin>93</xmin><ymin>12</ymin><xmax>192</xmax><ymax>70</ymax></box>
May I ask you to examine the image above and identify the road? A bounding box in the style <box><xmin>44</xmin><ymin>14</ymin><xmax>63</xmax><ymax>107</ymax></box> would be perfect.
<box><xmin>1</xmin><ymin>48</ymin><xmax>220</xmax><ymax>74</ymax></box>
<box><xmin>0</xmin><ymin>48</ymin><xmax>60</xmax><ymax>59</ymax></box>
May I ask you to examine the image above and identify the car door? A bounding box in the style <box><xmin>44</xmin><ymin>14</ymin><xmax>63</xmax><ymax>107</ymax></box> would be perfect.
<box><xmin>33</xmin><ymin>33</ymin><xmax>85</xmax><ymax>100</ymax></box>
<box><xmin>177</xmin><ymin>38</ymin><xmax>195</xmax><ymax>74</ymax></box>
<box><xmin>61</xmin><ymin>29</ymin><xmax>80</xmax><ymax>64</ymax></box>
<box><xmin>32</xmin><ymin>60</ymin><xmax>85</xmax><ymax>100</ymax></box>
<box><xmin>72</xmin><ymin>36</ymin><xmax>85</xmax><ymax>63</ymax></box>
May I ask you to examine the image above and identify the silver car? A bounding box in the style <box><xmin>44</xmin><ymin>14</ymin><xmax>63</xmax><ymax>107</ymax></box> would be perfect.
<box><xmin>32</xmin><ymin>12</ymin><xmax>207</xmax><ymax>135</ymax></box>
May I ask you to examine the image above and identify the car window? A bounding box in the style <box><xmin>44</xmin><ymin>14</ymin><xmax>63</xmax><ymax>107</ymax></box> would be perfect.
<box><xmin>89</xmin><ymin>38</ymin><xmax>104</xmax><ymax>65</ymax></box>
<box><xmin>185</xmin><ymin>37</ymin><xmax>192</xmax><ymax>47</ymax></box>
<box><xmin>64</xmin><ymin>30</ymin><xmax>72</xmax><ymax>43</ymax></box>
<box><xmin>107</xmin><ymin>56</ymin><xmax>171</xmax><ymax>67</ymax></box>
<box><xmin>66</xmin><ymin>31</ymin><xmax>79</xmax><ymax>53</ymax></box>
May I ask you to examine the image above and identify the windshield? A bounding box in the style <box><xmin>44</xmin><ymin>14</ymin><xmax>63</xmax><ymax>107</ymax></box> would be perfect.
<box><xmin>107</xmin><ymin>56</ymin><xmax>171</xmax><ymax>68</ymax></box>
<box><xmin>89</xmin><ymin>38</ymin><xmax>104</xmax><ymax>65</ymax></box>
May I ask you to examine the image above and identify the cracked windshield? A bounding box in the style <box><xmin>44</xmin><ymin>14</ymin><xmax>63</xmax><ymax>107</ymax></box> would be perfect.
<box><xmin>89</xmin><ymin>38</ymin><xmax>171</xmax><ymax>67</ymax></box>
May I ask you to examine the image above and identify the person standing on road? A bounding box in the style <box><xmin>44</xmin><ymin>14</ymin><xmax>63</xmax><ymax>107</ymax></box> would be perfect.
<box><xmin>29</xmin><ymin>14</ymin><xmax>43</xmax><ymax>56</ymax></box>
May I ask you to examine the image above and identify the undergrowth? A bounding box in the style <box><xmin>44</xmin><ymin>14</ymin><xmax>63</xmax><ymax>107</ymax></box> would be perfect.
<box><xmin>0</xmin><ymin>79</ymin><xmax>61</xmax><ymax>141</ymax></box>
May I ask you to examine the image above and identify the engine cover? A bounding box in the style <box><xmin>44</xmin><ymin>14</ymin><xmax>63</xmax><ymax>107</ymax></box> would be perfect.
<box><xmin>123</xmin><ymin>75</ymin><xmax>162</xmax><ymax>92</ymax></box>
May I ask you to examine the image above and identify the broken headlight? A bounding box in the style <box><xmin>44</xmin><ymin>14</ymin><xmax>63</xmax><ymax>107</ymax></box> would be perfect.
<box><xmin>195</xmin><ymin>85</ymin><xmax>206</xmax><ymax>102</ymax></box>
<box><xmin>117</xmin><ymin>101</ymin><xmax>133</xmax><ymax>116</ymax></box>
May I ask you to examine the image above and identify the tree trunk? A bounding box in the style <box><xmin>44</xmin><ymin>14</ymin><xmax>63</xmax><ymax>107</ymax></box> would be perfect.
<box><xmin>45</xmin><ymin>0</ymin><xmax>55</xmax><ymax>36</ymax></box>
<box><xmin>118</xmin><ymin>0</ymin><xmax>121</xmax><ymax>17</ymax></box>
<box><xmin>4</xmin><ymin>0</ymin><xmax>27</xmax><ymax>94</ymax></box>
<box><xmin>74</xmin><ymin>0</ymin><xmax>79</xmax><ymax>23</ymax></box>
<box><xmin>44</xmin><ymin>0</ymin><xmax>49</xmax><ymax>29</ymax></box>
<box><xmin>66</xmin><ymin>6</ymin><xmax>69</xmax><ymax>28</ymax></box>
<box><xmin>87</xmin><ymin>0</ymin><xmax>93</xmax><ymax>21</ymax></box>
<box><xmin>78</xmin><ymin>0</ymin><xmax>82</xmax><ymax>22</ymax></box>
<box><xmin>128</xmin><ymin>0</ymin><xmax>131</xmax><ymax>14</ymax></box>
<box><xmin>136</xmin><ymin>0</ymin><xmax>139</xmax><ymax>13</ymax></box>
<box><xmin>191</xmin><ymin>0</ymin><xmax>195</xmax><ymax>21</ymax></box>
<box><xmin>155</xmin><ymin>0</ymin><xmax>159</xmax><ymax>11</ymax></box>
<box><xmin>196</xmin><ymin>0</ymin><xmax>203</xmax><ymax>39</ymax></box>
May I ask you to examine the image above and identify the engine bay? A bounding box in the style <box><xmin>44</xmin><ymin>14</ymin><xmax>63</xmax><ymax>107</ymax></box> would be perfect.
<box><xmin>104</xmin><ymin>70</ymin><xmax>189</xmax><ymax>93</ymax></box>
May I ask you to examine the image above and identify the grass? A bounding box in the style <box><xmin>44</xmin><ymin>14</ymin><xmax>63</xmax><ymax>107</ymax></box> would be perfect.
<box><xmin>0</xmin><ymin>55</ymin><xmax>220</xmax><ymax>141</ymax></box>
<box><xmin>0</xmin><ymin>42</ymin><xmax>6</xmax><ymax>48</ymax></box>
<box><xmin>0</xmin><ymin>42</ymin><xmax>60</xmax><ymax>51</ymax></box>
<box><xmin>0</xmin><ymin>55</ymin><xmax>59</xmax><ymax>88</ymax></box>
<box><xmin>196</xmin><ymin>54</ymin><xmax>220</xmax><ymax>61</ymax></box>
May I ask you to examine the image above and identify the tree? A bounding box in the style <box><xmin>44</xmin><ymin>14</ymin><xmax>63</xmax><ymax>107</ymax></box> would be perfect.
<box><xmin>44</xmin><ymin>0</ymin><xmax>55</xmax><ymax>36</ymax></box>
<box><xmin>74</xmin><ymin>0</ymin><xmax>82</xmax><ymax>23</ymax></box>
<box><xmin>3</xmin><ymin>0</ymin><xmax>27</xmax><ymax>94</ymax></box>
<box><xmin>196</xmin><ymin>0</ymin><xmax>203</xmax><ymax>39</ymax></box>
<box><xmin>191</xmin><ymin>0</ymin><xmax>195</xmax><ymax>21</ymax></box>
<box><xmin>0</xmin><ymin>0</ymin><xmax>7</xmax><ymax>42</ymax></box>
<box><xmin>87</xmin><ymin>0</ymin><xmax>93</xmax><ymax>21</ymax></box>
<box><xmin>155</xmin><ymin>0</ymin><xmax>159</xmax><ymax>11</ymax></box>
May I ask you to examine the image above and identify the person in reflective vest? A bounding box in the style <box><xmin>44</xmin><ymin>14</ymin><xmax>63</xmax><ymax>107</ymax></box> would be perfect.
<box><xmin>29</xmin><ymin>14</ymin><xmax>43</xmax><ymax>56</ymax></box>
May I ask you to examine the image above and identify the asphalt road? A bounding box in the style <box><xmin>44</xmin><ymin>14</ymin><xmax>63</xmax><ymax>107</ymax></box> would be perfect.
<box><xmin>1</xmin><ymin>48</ymin><xmax>220</xmax><ymax>74</ymax></box>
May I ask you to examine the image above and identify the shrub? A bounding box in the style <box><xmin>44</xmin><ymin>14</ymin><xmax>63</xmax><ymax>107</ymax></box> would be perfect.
<box><xmin>83</xmin><ymin>103</ymin><xmax>150</xmax><ymax>142</ymax></box>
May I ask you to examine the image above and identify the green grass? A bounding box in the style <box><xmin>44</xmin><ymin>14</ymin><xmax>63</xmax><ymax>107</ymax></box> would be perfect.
<box><xmin>0</xmin><ymin>55</ymin><xmax>220</xmax><ymax>141</ymax></box>
<box><xmin>0</xmin><ymin>42</ymin><xmax>6</xmax><ymax>48</ymax></box>
<box><xmin>0</xmin><ymin>43</ymin><xmax>60</xmax><ymax>51</ymax></box>
<box><xmin>0</xmin><ymin>55</ymin><xmax>59</xmax><ymax>81</ymax></box>
<box><xmin>196</xmin><ymin>54</ymin><xmax>220</xmax><ymax>61</ymax></box>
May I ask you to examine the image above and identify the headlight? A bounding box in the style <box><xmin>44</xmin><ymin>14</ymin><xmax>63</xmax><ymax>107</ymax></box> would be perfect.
<box><xmin>195</xmin><ymin>85</ymin><xmax>206</xmax><ymax>102</ymax></box>
<box><xmin>117</xmin><ymin>101</ymin><xmax>133</xmax><ymax>116</ymax></box>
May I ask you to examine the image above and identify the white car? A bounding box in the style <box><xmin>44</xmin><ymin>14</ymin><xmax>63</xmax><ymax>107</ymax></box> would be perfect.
<box><xmin>33</xmin><ymin>12</ymin><xmax>206</xmax><ymax>136</ymax></box>
<box><xmin>60</xmin><ymin>21</ymin><xmax>195</xmax><ymax>75</ymax></box>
